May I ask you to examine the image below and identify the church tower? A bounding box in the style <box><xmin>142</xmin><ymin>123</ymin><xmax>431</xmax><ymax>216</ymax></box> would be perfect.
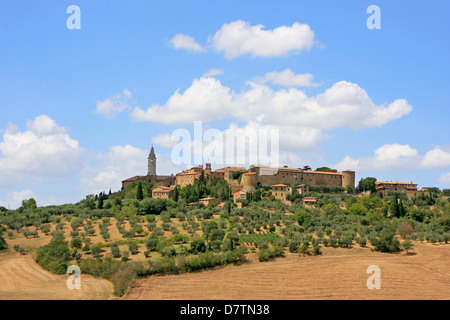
<box><xmin>148</xmin><ymin>145</ymin><xmax>156</xmax><ymax>176</ymax></box>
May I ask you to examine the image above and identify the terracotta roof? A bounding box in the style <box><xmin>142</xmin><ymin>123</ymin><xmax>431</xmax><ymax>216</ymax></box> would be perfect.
<box><xmin>152</xmin><ymin>187</ymin><xmax>173</xmax><ymax>193</ymax></box>
<box><xmin>122</xmin><ymin>176</ymin><xmax>144</xmax><ymax>182</ymax></box>
<box><xmin>271</xmin><ymin>184</ymin><xmax>288</xmax><ymax>187</ymax></box>
<box><xmin>375</xmin><ymin>181</ymin><xmax>417</xmax><ymax>185</ymax></box>
<box><xmin>215</xmin><ymin>166</ymin><xmax>246</xmax><ymax>172</ymax></box>
<box><xmin>199</xmin><ymin>197</ymin><xmax>218</xmax><ymax>201</ymax></box>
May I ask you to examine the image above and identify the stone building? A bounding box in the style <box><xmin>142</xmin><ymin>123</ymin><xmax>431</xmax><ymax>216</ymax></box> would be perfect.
<box><xmin>121</xmin><ymin>144</ymin><xmax>356</xmax><ymax>198</ymax></box>
<box><xmin>271</xmin><ymin>184</ymin><xmax>292</xmax><ymax>202</ymax></box>
<box><xmin>233</xmin><ymin>190</ymin><xmax>247</xmax><ymax>203</ymax></box>
<box><xmin>296</xmin><ymin>184</ymin><xmax>309</xmax><ymax>195</ymax></box>
<box><xmin>121</xmin><ymin>146</ymin><xmax>176</xmax><ymax>190</ymax></box>
<box><xmin>241</xmin><ymin>166</ymin><xmax>355</xmax><ymax>191</ymax></box>
<box><xmin>152</xmin><ymin>186</ymin><xmax>174</xmax><ymax>199</ymax></box>
<box><xmin>375</xmin><ymin>181</ymin><xmax>418</xmax><ymax>193</ymax></box>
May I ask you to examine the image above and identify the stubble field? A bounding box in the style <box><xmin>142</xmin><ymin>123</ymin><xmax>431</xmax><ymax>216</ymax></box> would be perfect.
<box><xmin>124</xmin><ymin>243</ymin><xmax>450</xmax><ymax>300</ymax></box>
<box><xmin>0</xmin><ymin>252</ymin><xmax>113</xmax><ymax>300</ymax></box>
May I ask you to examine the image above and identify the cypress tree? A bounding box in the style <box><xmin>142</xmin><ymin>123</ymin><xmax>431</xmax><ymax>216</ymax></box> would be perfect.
<box><xmin>136</xmin><ymin>182</ymin><xmax>144</xmax><ymax>200</ymax></box>
<box><xmin>399</xmin><ymin>198</ymin><xmax>406</xmax><ymax>217</ymax></box>
<box><xmin>98</xmin><ymin>192</ymin><xmax>104</xmax><ymax>209</ymax></box>
<box><xmin>173</xmin><ymin>186</ymin><xmax>179</xmax><ymax>202</ymax></box>
<box><xmin>390</xmin><ymin>194</ymin><xmax>400</xmax><ymax>218</ymax></box>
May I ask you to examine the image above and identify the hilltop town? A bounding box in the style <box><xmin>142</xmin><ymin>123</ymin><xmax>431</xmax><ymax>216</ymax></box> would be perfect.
<box><xmin>120</xmin><ymin>146</ymin><xmax>423</xmax><ymax>207</ymax></box>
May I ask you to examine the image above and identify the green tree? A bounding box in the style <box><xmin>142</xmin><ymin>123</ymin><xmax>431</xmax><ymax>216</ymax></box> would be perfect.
<box><xmin>110</xmin><ymin>244</ymin><xmax>121</xmax><ymax>258</ymax></box>
<box><xmin>401</xmin><ymin>239</ymin><xmax>414</xmax><ymax>254</ymax></box>
<box><xmin>189</xmin><ymin>240</ymin><xmax>206</xmax><ymax>254</ymax></box>
<box><xmin>128</xmin><ymin>242</ymin><xmax>138</xmax><ymax>254</ymax></box>
<box><xmin>98</xmin><ymin>192</ymin><xmax>104</xmax><ymax>209</ymax></box>
<box><xmin>397</xmin><ymin>222</ymin><xmax>413</xmax><ymax>239</ymax></box>
<box><xmin>146</xmin><ymin>237</ymin><xmax>159</xmax><ymax>251</ymax></box>
<box><xmin>398</xmin><ymin>198</ymin><xmax>407</xmax><ymax>217</ymax></box>
<box><xmin>390</xmin><ymin>194</ymin><xmax>400</xmax><ymax>218</ymax></box>
<box><xmin>373</xmin><ymin>229</ymin><xmax>400</xmax><ymax>253</ymax></box>
<box><xmin>21</xmin><ymin>198</ymin><xmax>37</xmax><ymax>211</ymax></box>
<box><xmin>91</xmin><ymin>245</ymin><xmax>102</xmax><ymax>258</ymax></box>
<box><xmin>349</xmin><ymin>203</ymin><xmax>367</xmax><ymax>216</ymax></box>
<box><xmin>315</xmin><ymin>167</ymin><xmax>331</xmax><ymax>172</ymax></box>
<box><xmin>359</xmin><ymin>177</ymin><xmax>377</xmax><ymax>193</ymax></box>
<box><xmin>136</xmin><ymin>182</ymin><xmax>144</xmax><ymax>200</ymax></box>
<box><xmin>173</xmin><ymin>186</ymin><xmax>179</xmax><ymax>202</ymax></box>
<box><xmin>81</xmin><ymin>243</ymin><xmax>90</xmax><ymax>253</ymax></box>
<box><xmin>0</xmin><ymin>235</ymin><xmax>7</xmax><ymax>251</ymax></box>
<box><xmin>296</xmin><ymin>209</ymin><xmax>312</xmax><ymax>226</ymax></box>
<box><xmin>35</xmin><ymin>234</ymin><xmax>70</xmax><ymax>274</ymax></box>
<box><xmin>70</xmin><ymin>237</ymin><xmax>83</xmax><ymax>249</ymax></box>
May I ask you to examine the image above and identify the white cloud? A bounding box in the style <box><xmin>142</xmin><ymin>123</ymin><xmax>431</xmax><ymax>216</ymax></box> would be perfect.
<box><xmin>334</xmin><ymin>144</ymin><xmax>419</xmax><ymax>172</ymax></box>
<box><xmin>80</xmin><ymin>145</ymin><xmax>185</xmax><ymax>195</ymax></box>
<box><xmin>80</xmin><ymin>144</ymin><xmax>147</xmax><ymax>195</ymax></box>
<box><xmin>255</xmin><ymin>69</ymin><xmax>320</xmax><ymax>87</ymax></box>
<box><xmin>0</xmin><ymin>115</ymin><xmax>84</xmax><ymax>187</ymax></box>
<box><xmin>421</xmin><ymin>147</ymin><xmax>450</xmax><ymax>168</ymax></box>
<box><xmin>0</xmin><ymin>189</ymin><xmax>67</xmax><ymax>210</ymax></box>
<box><xmin>166</xmin><ymin>121</ymin><xmax>327</xmax><ymax>169</ymax></box>
<box><xmin>131</xmin><ymin>77</ymin><xmax>234</xmax><ymax>124</ymax></box>
<box><xmin>211</xmin><ymin>20</ymin><xmax>315</xmax><ymax>59</ymax></box>
<box><xmin>95</xmin><ymin>89</ymin><xmax>133</xmax><ymax>119</ymax></box>
<box><xmin>202</xmin><ymin>68</ymin><xmax>224</xmax><ymax>77</ymax></box>
<box><xmin>438</xmin><ymin>172</ymin><xmax>450</xmax><ymax>185</ymax></box>
<box><xmin>131</xmin><ymin>76</ymin><xmax>412</xmax><ymax>131</ymax></box>
<box><xmin>334</xmin><ymin>144</ymin><xmax>450</xmax><ymax>172</ymax></box>
<box><xmin>374</xmin><ymin>144</ymin><xmax>418</xmax><ymax>162</ymax></box>
<box><xmin>152</xmin><ymin>133</ymin><xmax>178</xmax><ymax>148</ymax></box>
<box><xmin>0</xmin><ymin>189</ymin><xmax>37</xmax><ymax>210</ymax></box>
<box><xmin>169</xmin><ymin>34</ymin><xmax>206</xmax><ymax>53</ymax></box>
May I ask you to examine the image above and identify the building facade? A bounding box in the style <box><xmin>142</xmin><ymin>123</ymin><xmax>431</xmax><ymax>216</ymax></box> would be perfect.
<box><xmin>375</xmin><ymin>181</ymin><xmax>418</xmax><ymax>193</ymax></box>
<box><xmin>152</xmin><ymin>186</ymin><xmax>174</xmax><ymax>199</ymax></box>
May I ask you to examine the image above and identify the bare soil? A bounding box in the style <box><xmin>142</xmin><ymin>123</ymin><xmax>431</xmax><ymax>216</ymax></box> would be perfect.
<box><xmin>0</xmin><ymin>252</ymin><xmax>114</xmax><ymax>300</ymax></box>
<box><xmin>124</xmin><ymin>243</ymin><xmax>450</xmax><ymax>300</ymax></box>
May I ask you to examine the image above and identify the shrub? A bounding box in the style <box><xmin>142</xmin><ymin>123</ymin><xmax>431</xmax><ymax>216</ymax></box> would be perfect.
<box><xmin>70</xmin><ymin>237</ymin><xmax>83</xmax><ymax>249</ymax></box>
<box><xmin>289</xmin><ymin>240</ymin><xmax>300</xmax><ymax>253</ymax></box>
<box><xmin>397</xmin><ymin>222</ymin><xmax>414</xmax><ymax>239</ymax></box>
<box><xmin>299</xmin><ymin>243</ymin><xmax>310</xmax><ymax>255</ymax></box>
<box><xmin>145</xmin><ymin>238</ymin><xmax>159</xmax><ymax>251</ymax></box>
<box><xmin>13</xmin><ymin>244</ymin><xmax>26</xmax><ymax>254</ymax></box>
<box><xmin>91</xmin><ymin>245</ymin><xmax>102</xmax><ymax>258</ymax></box>
<box><xmin>35</xmin><ymin>234</ymin><xmax>70</xmax><ymax>274</ymax></box>
<box><xmin>258</xmin><ymin>245</ymin><xmax>284</xmax><ymax>262</ymax></box>
<box><xmin>111</xmin><ymin>245</ymin><xmax>121</xmax><ymax>258</ymax></box>
<box><xmin>189</xmin><ymin>240</ymin><xmax>206</xmax><ymax>254</ymax></box>
<box><xmin>121</xmin><ymin>251</ymin><xmax>130</xmax><ymax>262</ymax></box>
<box><xmin>162</xmin><ymin>246</ymin><xmax>176</xmax><ymax>258</ymax></box>
<box><xmin>312</xmin><ymin>245</ymin><xmax>322</xmax><ymax>255</ymax></box>
<box><xmin>373</xmin><ymin>230</ymin><xmax>400</xmax><ymax>253</ymax></box>
<box><xmin>128</xmin><ymin>242</ymin><xmax>138</xmax><ymax>254</ymax></box>
<box><xmin>111</xmin><ymin>266</ymin><xmax>136</xmax><ymax>296</ymax></box>
<box><xmin>401</xmin><ymin>239</ymin><xmax>414</xmax><ymax>254</ymax></box>
<box><xmin>0</xmin><ymin>236</ymin><xmax>7</xmax><ymax>251</ymax></box>
<box><xmin>357</xmin><ymin>237</ymin><xmax>367</xmax><ymax>247</ymax></box>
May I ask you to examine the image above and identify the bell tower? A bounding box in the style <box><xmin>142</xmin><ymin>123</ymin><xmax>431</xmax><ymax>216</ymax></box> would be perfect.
<box><xmin>148</xmin><ymin>145</ymin><xmax>156</xmax><ymax>176</ymax></box>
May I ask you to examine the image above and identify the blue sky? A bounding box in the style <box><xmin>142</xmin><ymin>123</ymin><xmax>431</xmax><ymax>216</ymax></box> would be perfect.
<box><xmin>0</xmin><ymin>0</ymin><xmax>449</xmax><ymax>208</ymax></box>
